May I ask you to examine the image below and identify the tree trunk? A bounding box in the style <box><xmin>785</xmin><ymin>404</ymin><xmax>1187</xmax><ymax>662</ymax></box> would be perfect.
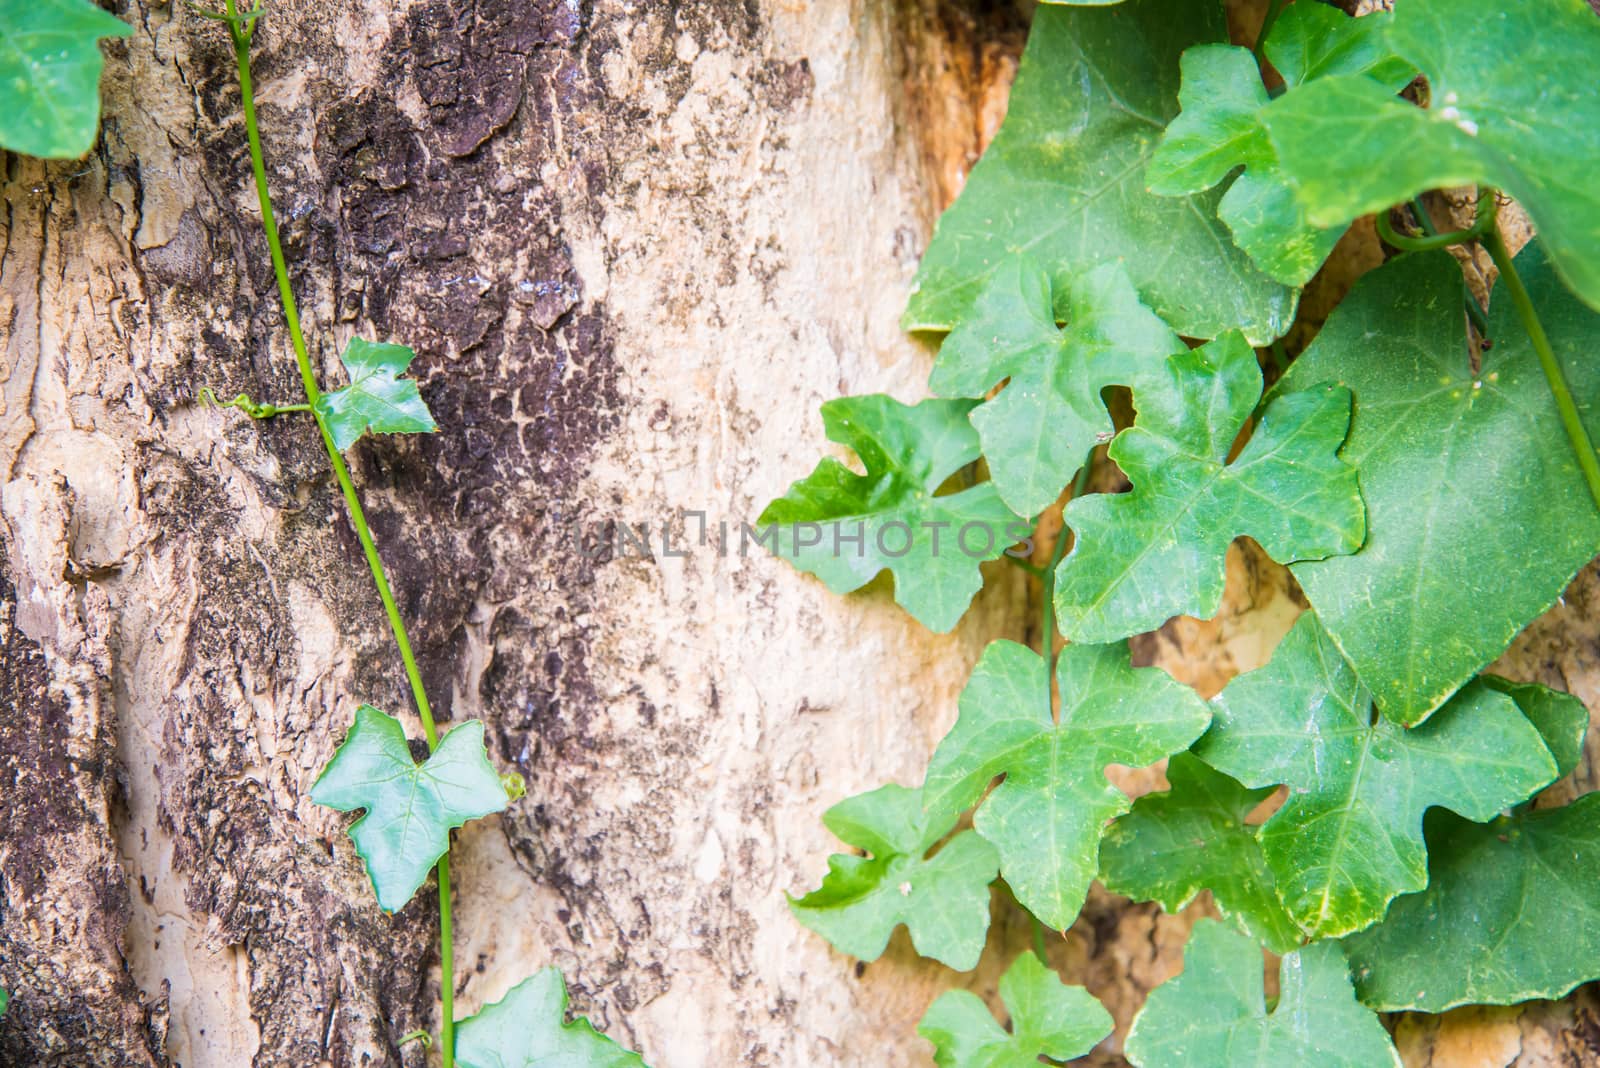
<box><xmin>0</xmin><ymin>2</ymin><xmax>1595</xmax><ymax>1067</ymax></box>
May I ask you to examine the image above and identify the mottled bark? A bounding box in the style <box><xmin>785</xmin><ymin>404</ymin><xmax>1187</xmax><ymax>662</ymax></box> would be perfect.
<box><xmin>0</xmin><ymin>1</ymin><xmax>1595</xmax><ymax>1067</ymax></box>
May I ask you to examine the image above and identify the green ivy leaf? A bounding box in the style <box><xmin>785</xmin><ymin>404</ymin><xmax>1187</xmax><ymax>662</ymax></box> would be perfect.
<box><xmin>922</xmin><ymin>640</ymin><xmax>1210</xmax><ymax>930</ymax></box>
<box><xmin>757</xmin><ymin>394</ymin><xmax>1022</xmax><ymax>633</ymax></box>
<box><xmin>789</xmin><ymin>783</ymin><xmax>1000</xmax><ymax>971</ymax></box>
<box><xmin>314</xmin><ymin>337</ymin><xmax>438</xmax><ymax>451</ymax></box>
<box><xmin>1263</xmin><ymin>4</ymin><xmax>1411</xmax><ymax>89</ymax></box>
<box><xmin>0</xmin><ymin>0</ymin><xmax>131</xmax><ymax>160</ymax></box>
<box><xmin>918</xmin><ymin>953</ymin><xmax>1112</xmax><ymax>1068</ymax></box>
<box><xmin>1196</xmin><ymin>613</ymin><xmax>1559</xmax><ymax>940</ymax></box>
<box><xmin>1263</xmin><ymin>0</ymin><xmax>1600</xmax><ymax>310</ymax></box>
<box><xmin>902</xmin><ymin>0</ymin><xmax>1293</xmax><ymax>344</ymax></box>
<box><xmin>1052</xmin><ymin>332</ymin><xmax>1363</xmax><ymax>644</ymax></box>
<box><xmin>456</xmin><ymin>968</ymin><xmax>648</xmax><ymax>1068</ymax></box>
<box><xmin>310</xmin><ymin>705</ymin><xmax>510</xmax><ymax>912</ymax></box>
<box><xmin>1342</xmin><ymin>793</ymin><xmax>1600</xmax><ymax>1013</ymax></box>
<box><xmin>1480</xmin><ymin>677</ymin><xmax>1590</xmax><ymax>782</ymax></box>
<box><xmin>930</xmin><ymin>259</ymin><xmax>1183</xmax><ymax>516</ymax></box>
<box><xmin>1282</xmin><ymin>246</ymin><xmax>1600</xmax><ymax>725</ymax></box>
<box><xmin>1147</xmin><ymin>8</ymin><xmax>1408</xmax><ymax>287</ymax></box>
<box><xmin>1099</xmin><ymin>753</ymin><xmax>1299</xmax><ymax>954</ymax></box>
<box><xmin>1125</xmin><ymin>920</ymin><xmax>1400</xmax><ymax>1068</ymax></box>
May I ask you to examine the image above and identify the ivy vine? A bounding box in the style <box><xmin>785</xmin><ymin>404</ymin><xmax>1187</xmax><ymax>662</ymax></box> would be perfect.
<box><xmin>0</xmin><ymin>0</ymin><xmax>645</xmax><ymax>1063</ymax></box>
<box><xmin>768</xmin><ymin>0</ymin><xmax>1600</xmax><ymax>1062</ymax></box>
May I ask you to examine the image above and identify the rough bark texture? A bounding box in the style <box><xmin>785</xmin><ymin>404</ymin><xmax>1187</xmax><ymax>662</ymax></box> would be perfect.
<box><xmin>0</xmin><ymin>1</ymin><xmax>1595</xmax><ymax>1066</ymax></box>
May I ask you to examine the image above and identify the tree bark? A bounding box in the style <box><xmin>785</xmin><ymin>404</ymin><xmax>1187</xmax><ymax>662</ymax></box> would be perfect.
<box><xmin>0</xmin><ymin>1</ymin><xmax>1595</xmax><ymax>1066</ymax></box>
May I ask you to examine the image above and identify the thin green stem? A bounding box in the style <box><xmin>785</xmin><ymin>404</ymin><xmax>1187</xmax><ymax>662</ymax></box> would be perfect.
<box><xmin>1375</xmin><ymin>211</ymin><xmax>1482</xmax><ymax>253</ymax></box>
<box><xmin>223</xmin><ymin>4</ymin><xmax>457</xmax><ymax>1062</ymax></box>
<box><xmin>1032</xmin><ymin>915</ymin><xmax>1049</xmax><ymax>962</ymax></box>
<box><xmin>1409</xmin><ymin>197</ymin><xmax>1491</xmax><ymax>336</ymax></box>
<box><xmin>437</xmin><ymin>855</ymin><xmax>455</xmax><ymax>1051</ymax></box>
<box><xmin>1483</xmin><ymin>223</ymin><xmax>1600</xmax><ymax>512</ymax></box>
<box><xmin>1253</xmin><ymin>0</ymin><xmax>1287</xmax><ymax>64</ymax></box>
<box><xmin>226</xmin><ymin>1</ymin><xmax>317</xmax><ymax>406</ymax></box>
<box><xmin>1378</xmin><ymin>188</ymin><xmax>1496</xmax><ymax>253</ymax></box>
<box><xmin>1038</xmin><ymin>451</ymin><xmax>1095</xmax><ymax>692</ymax></box>
<box><xmin>1267</xmin><ymin>339</ymin><xmax>1290</xmax><ymax>377</ymax></box>
<box><xmin>1008</xmin><ymin>556</ymin><xmax>1046</xmax><ymax>580</ymax></box>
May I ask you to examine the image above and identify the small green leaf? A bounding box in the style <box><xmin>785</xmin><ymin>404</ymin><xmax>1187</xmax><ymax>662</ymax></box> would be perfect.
<box><xmin>922</xmin><ymin>640</ymin><xmax>1211</xmax><ymax>930</ymax></box>
<box><xmin>918</xmin><ymin>953</ymin><xmax>1112</xmax><ymax>1068</ymax></box>
<box><xmin>758</xmin><ymin>394</ymin><xmax>1023</xmax><ymax>633</ymax></box>
<box><xmin>1196</xmin><ymin>613</ymin><xmax>1559</xmax><ymax>940</ymax></box>
<box><xmin>1343</xmin><ymin>794</ymin><xmax>1600</xmax><ymax>1013</ymax></box>
<box><xmin>314</xmin><ymin>337</ymin><xmax>438</xmax><ymax>451</ymax></box>
<box><xmin>1263</xmin><ymin>5</ymin><xmax>1411</xmax><ymax>90</ymax></box>
<box><xmin>1099</xmin><ymin>754</ymin><xmax>1299</xmax><ymax>954</ymax></box>
<box><xmin>0</xmin><ymin>0</ymin><xmax>131</xmax><ymax>159</ymax></box>
<box><xmin>1263</xmin><ymin>0</ymin><xmax>1600</xmax><ymax>310</ymax></box>
<box><xmin>930</xmin><ymin>259</ymin><xmax>1183</xmax><ymax>516</ymax></box>
<box><xmin>456</xmin><ymin>968</ymin><xmax>648</xmax><ymax>1068</ymax></box>
<box><xmin>789</xmin><ymin>783</ymin><xmax>1000</xmax><ymax>971</ymax></box>
<box><xmin>310</xmin><ymin>706</ymin><xmax>509</xmax><ymax>912</ymax></box>
<box><xmin>1126</xmin><ymin>920</ymin><xmax>1400</xmax><ymax>1068</ymax></box>
<box><xmin>1281</xmin><ymin>246</ymin><xmax>1600</xmax><ymax>725</ymax></box>
<box><xmin>1147</xmin><ymin>45</ymin><xmax>1275</xmax><ymax>199</ymax></box>
<box><xmin>1052</xmin><ymin>332</ymin><xmax>1363</xmax><ymax>644</ymax></box>
<box><xmin>1146</xmin><ymin>8</ymin><xmax>1407</xmax><ymax>286</ymax></box>
<box><xmin>0</xmin><ymin>987</ymin><xmax>8</xmax><ymax>1016</ymax></box>
<box><xmin>903</xmin><ymin>0</ymin><xmax>1294</xmax><ymax>344</ymax></box>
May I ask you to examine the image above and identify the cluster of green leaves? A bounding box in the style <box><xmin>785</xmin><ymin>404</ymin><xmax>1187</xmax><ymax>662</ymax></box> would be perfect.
<box><xmin>0</xmin><ymin>0</ymin><xmax>130</xmax><ymax>159</ymax></box>
<box><xmin>766</xmin><ymin>0</ymin><xmax>1600</xmax><ymax>1062</ymax></box>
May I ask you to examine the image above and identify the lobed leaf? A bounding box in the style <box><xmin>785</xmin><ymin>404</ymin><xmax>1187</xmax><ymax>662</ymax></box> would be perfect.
<box><xmin>1125</xmin><ymin>920</ymin><xmax>1400</xmax><ymax>1068</ymax></box>
<box><xmin>310</xmin><ymin>706</ymin><xmax>510</xmax><ymax>912</ymax></box>
<box><xmin>1342</xmin><ymin>793</ymin><xmax>1600</xmax><ymax>1013</ymax></box>
<box><xmin>1281</xmin><ymin>245</ymin><xmax>1600</xmax><ymax>725</ymax></box>
<box><xmin>1099</xmin><ymin>753</ymin><xmax>1299</xmax><ymax>954</ymax></box>
<box><xmin>757</xmin><ymin>394</ymin><xmax>1023</xmax><ymax>633</ymax></box>
<box><xmin>0</xmin><ymin>0</ymin><xmax>131</xmax><ymax>159</ymax></box>
<box><xmin>789</xmin><ymin>783</ymin><xmax>999</xmax><ymax>971</ymax></box>
<box><xmin>1263</xmin><ymin>0</ymin><xmax>1600</xmax><ymax>310</ymax></box>
<box><xmin>922</xmin><ymin>640</ymin><xmax>1211</xmax><ymax>930</ymax></box>
<box><xmin>456</xmin><ymin>967</ymin><xmax>648</xmax><ymax>1068</ymax></box>
<box><xmin>1052</xmin><ymin>331</ymin><xmax>1363</xmax><ymax>644</ymax></box>
<box><xmin>1196</xmin><ymin>613</ymin><xmax>1559</xmax><ymax>940</ymax></box>
<box><xmin>1480</xmin><ymin>677</ymin><xmax>1590</xmax><ymax>782</ymax></box>
<box><xmin>930</xmin><ymin>259</ymin><xmax>1183</xmax><ymax>516</ymax></box>
<box><xmin>315</xmin><ymin>337</ymin><xmax>438</xmax><ymax>451</ymax></box>
<box><xmin>918</xmin><ymin>953</ymin><xmax>1112</xmax><ymax>1068</ymax></box>
<box><xmin>902</xmin><ymin>0</ymin><xmax>1293</xmax><ymax>344</ymax></box>
<box><xmin>1146</xmin><ymin>7</ymin><xmax>1408</xmax><ymax>286</ymax></box>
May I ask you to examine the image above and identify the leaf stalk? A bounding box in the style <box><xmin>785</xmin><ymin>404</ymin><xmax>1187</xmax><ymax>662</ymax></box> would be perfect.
<box><xmin>1482</xmin><ymin>222</ymin><xmax>1600</xmax><ymax>512</ymax></box>
<box><xmin>221</xmin><ymin>3</ymin><xmax>459</xmax><ymax>1061</ymax></box>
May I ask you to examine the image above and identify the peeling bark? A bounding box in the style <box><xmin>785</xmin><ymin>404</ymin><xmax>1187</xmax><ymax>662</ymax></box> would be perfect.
<box><xmin>0</xmin><ymin>1</ymin><xmax>1596</xmax><ymax>1066</ymax></box>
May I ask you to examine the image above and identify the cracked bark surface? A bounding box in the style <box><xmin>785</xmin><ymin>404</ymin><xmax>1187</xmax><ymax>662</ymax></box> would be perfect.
<box><xmin>0</xmin><ymin>1</ymin><xmax>1596</xmax><ymax>1066</ymax></box>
